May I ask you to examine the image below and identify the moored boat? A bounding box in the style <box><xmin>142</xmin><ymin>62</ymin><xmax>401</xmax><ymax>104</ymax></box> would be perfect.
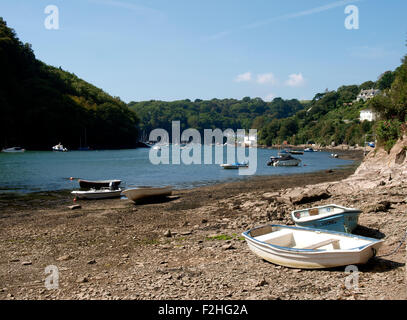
<box><xmin>78</xmin><ymin>179</ymin><xmax>122</xmax><ymax>189</ymax></box>
<box><xmin>304</xmin><ymin>147</ymin><xmax>315</xmax><ymax>152</ymax></box>
<box><xmin>291</xmin><ymin>204</ymin><xmax>362</xmax><ymax>233</ymax></box>
<box><xmin>52</xmin><ymin>143</ymin><xmax>68</xmax><ymax>152</ymax></box>
<box><xmin>122</xmin><ymin>186</ymin><xmax>173</xmax><ymax>202</ymax></box>
<box><xmin>267</xmin><ymin>155</ymin><xmax>301</xmax><ymax>167</ymax></box>
<box><xmin>289</xmin><ymin>150</ymin><xmax>304</xmax><ymax>155</ymax></box>
<box><xmin>242</xmin><ymin>224</ymin><xmax>383</xmax><ymax>269</ymax></box>
<box><xmin>220</xmin><ymin>161</ymin><xmax>249</xmax><ymax>169</ymax></box>
<box><xmin>71</xmin><ymin>188</ymin><xmax>122</xmax><ymax>200</ymax></box>
<box><xmin>1</xmin><ymin>147</ymin><xmax>25</xmax><ymax>153</ymax></box>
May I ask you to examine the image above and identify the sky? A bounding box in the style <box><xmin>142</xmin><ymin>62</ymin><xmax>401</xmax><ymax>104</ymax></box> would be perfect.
<box><xmin>0</xmin><ymin>0</ymin><xmax>406</xmax><ymax>103</ymax></box>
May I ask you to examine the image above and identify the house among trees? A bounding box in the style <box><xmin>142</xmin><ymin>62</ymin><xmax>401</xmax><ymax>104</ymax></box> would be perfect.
<box><xmin>244</xmin><ymin>135</ymin><xmax>257</xmax><ymax>147</ymax></box>
<box><xmin>356</xmin><ymin>89</ymin><xmax>380</xmax><ymax>102</ymax></box>
<box><xmin>359</xmin><ymin>109</ymin><xmax>377</xmax><ymax>122</ymax></box>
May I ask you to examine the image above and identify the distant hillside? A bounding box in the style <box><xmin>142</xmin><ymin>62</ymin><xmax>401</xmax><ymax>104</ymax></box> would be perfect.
<box><xmin>0</xmin><ymin>18</ymin><xmax>139</xmax><ymax>150</ymax></box>
<box><xmin>128</xmin><ymin>97</ymin><xmax>304</xmax><ymax>139</ymax></box>
<box><xmin>258</xmin><ymin>72</ymin><xmax>397</xmax><ymax>147</ymax></box>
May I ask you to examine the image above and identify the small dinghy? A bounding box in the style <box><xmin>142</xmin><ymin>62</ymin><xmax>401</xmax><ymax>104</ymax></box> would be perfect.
<box><xmin>122</xmin><ymin>186</ymin><xmax>173</xmax><ymax>202</ymax></box>
<box><xmin>78</xmin><ymin>179</ymin><xmax>121</xmax><ymax>190</ymax></box>
<box><xmin>1</xmin><ymin>147</ymin><xmax>25</xmax><ymax>153</ymax></box>
<box><xmin>291</xmin><ymin>204</ymin><xmax>362</xmax><ymax>233</ymax></box>
<box><xmin>220</xmin><ymin>162</ymin><xmax>249</xmax><ymax>169</ymax></box>
<box><xmin>71</xmin><ymin>188</ymin><xmax>122</xmax><ymax>200</ymax></box>
<box><xmin>242</xmin><ymin>225</ymin><xmax>383</xmax><ymax>269</ymax></box>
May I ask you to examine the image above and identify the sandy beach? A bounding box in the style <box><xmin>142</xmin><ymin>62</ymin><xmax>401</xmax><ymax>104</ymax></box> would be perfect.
<box><xmin>0</xmin><ymin>149</ymin><xmax>406</xmax><ymax>300</ymax></box>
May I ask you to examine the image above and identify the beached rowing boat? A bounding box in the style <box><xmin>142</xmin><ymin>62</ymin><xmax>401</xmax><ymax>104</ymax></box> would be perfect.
<box><xmin>71</xmin><ymin>188</ymin><xmax>122</xmax><ymax>200</ymax></box>
<box><xmin>291</xmin><ymin>204</ymin><xmax>362</xmax><ymax>233</ymax></box>
<box><xmin>122</xmin><ymin>186</ymin><xmax>173</xmax><ymax>202</ymax></box>
<box><xmin>78</xmin><ymin>179</ymin><xmax>121</xmax><ymax>189</ymax></box>
<box><xmin>242</xmin><ymin>224</ymin><xmax>383</xmax><ymax>269</ymax></box>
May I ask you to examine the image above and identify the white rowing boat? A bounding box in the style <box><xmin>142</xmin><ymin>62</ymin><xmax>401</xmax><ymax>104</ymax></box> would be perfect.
<box><xmin>71</xmin><ymin>188</ymin><xmax>122</xmax><ymax>200</ymax></box>
<box><xmin>242</xmin><ymin>224</ymin><xmax>383</xmax><ymax>269</ymax></box>
<box><xmin>122</xmin><ymin>186</ymin><xmax>173</xmax><ymax>202</ymax></box>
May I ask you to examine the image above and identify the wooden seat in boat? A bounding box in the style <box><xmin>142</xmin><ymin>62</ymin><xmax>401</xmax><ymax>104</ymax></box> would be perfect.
<box><xmin>302</xmin><ymin>239</ymin><xmax>340</xmax><ymax>250</ymax></box>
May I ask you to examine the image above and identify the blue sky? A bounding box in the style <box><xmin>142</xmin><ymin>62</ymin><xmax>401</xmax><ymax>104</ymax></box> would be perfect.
<box><xmin>0</xmin><ymin>0</ymin><xmax>406</xmax><ymax>103</ymax></box>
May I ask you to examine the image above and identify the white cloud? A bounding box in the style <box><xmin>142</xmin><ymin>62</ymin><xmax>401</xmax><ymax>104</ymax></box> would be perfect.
<box><xmin>264</xmin><ymin>93</ymin><xmax>276</xmax><ymax>102</ymax></box>
<box><xmin>257</xmin><ymin>73</ymin><xmax>278</xmax><ymax>85</ymax></box>
<box><xmin>285</xmin><ymin>73</ymin><xmax>305</xmax><ymax>87</ymax></box>
<box><xmin>235</xmin><ymin>72</ymin><xmax>252</xmax><ymax>82</ymax></box>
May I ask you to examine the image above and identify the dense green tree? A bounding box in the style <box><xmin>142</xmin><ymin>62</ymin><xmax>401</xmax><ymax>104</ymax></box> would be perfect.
<box><xmin>376</xmin><ymin>71</ymin><xmax>396</xmax><ymax>90</ymax></box>
<box><xmin>0</xmin><ymin>17</ymin><xmax>139</xmax><ymax>150</ymax></box>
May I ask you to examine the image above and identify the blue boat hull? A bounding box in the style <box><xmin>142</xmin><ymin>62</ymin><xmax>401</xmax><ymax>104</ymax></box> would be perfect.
<box><xmin>294</xmin><ymin>212</ymin><xmax>360</xmax><ymax>233</ymax></box>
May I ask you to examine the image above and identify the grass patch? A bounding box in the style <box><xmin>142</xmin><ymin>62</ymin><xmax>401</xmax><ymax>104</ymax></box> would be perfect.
<box><xmin>206</xmin><ymin>234</ymin><xmax>233</xmax><ymax>241</ymax></box>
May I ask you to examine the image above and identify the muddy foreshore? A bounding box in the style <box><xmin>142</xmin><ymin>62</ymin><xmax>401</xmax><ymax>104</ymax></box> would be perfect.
<box><xmin>0</xmin><ymin>150</ymin><xmax>406</xmax><ymax>300</ymax></box>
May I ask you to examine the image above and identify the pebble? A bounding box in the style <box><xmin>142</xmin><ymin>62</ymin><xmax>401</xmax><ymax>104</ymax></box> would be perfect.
<box><xmin>57</xmin><ymin>254</ymin><xmax>73</xmax><ymax>261</ymax></box>
<box><xmin>255</xmin><ymin>279</ymin><xmax>268</xmax><ymax>287</ymax></box>
<box><xmin>76</xmin><ymin>276</ymin><xmax>89</xmax><ymax>283</ymax></box>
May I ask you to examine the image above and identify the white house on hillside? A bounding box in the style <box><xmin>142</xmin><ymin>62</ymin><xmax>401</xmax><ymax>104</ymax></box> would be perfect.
<box><xmin>359</xmin><ymin>109</ymin><xmax>377</xmax><ymax>122</ymax></box>
<box><xmin>356</xmin><ymin>89</ymin><xmax>380</xmax><ymax>102</ymax></box>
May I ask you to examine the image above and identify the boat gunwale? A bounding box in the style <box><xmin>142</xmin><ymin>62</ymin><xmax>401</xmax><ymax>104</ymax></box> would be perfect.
<box><xmin>71</xmin><ymin>189</ymin><xmax>122</xmax><ymax>196</ymax></box>
<box><xmin>291</xmin><ymin>204</ymin><xmax>362</xmax><ymax>223</ymax></box>
<box><xmin>242</xmin><ymin>224</ymin><xmax>383</xmax><ymax>253</ymax></box>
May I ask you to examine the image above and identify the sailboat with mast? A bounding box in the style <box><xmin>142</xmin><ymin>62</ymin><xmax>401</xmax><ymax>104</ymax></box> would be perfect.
<box><xmin>78</xmin><ymin>128</ymin><xmax>90</xmax><ymax>151</ymax></box>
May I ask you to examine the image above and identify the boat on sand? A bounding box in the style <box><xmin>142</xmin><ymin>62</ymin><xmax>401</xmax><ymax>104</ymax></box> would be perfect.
<box><xmin>78</xmin><ymin>179</ymin><xmax>121</xmax><ymax>190</ymax></box>
<box><xmin>242</xmin><ymin>224</ymin><xmax>383</xmax><ymax>269</ymax></box>
<box><xmin>71</xmin><ymin>188</ymin><xmax>122</xmax><ymax>200</ymax></box>
<box><xmin>291</xmin><ymin>204</ymin><xmax>362</xmax><ymax>233</ymax></box>
<box><xmin>122</xmin><ymin>186</ymin><xmax>173</xmax><ymax>202</ymax></box>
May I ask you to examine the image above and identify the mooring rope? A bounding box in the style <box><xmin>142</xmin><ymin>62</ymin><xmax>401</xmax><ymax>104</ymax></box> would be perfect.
<box><xmin>376</xmin><ymin>229</ymin><xmax>407</xmax><ymax>258</ymax></box>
